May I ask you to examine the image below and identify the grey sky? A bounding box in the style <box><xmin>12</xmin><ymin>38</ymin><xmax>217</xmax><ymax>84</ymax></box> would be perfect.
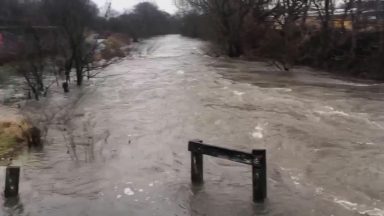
<box><xmin>92</xmin><ymin>0</ymin><xmax>178</xmax><ymax>14</ymax></box>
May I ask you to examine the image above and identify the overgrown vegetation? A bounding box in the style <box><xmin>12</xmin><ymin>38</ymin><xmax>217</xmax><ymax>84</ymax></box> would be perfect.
<box><xmin>0</xmin><ymin>133</ymin><xmax>17</xmax><ymax>156</ymax></box>
<box><xmin>176</xmin><ymin>0</ymin><xmax>384</xmax><ymax>79</ymax></box>
<box><xmin>0</xmin><ymin>0</ymin><xmax>187</xmax><ymax>100</ymax></box>
<box><xmin>1</xmin><ymin>0</ymin><xmax>383</xmax><ymax>102</ymax></box>
<box><xmin>0</xmin><ymin>119</ymin><xmax>35</xmax><ymax>157</ymax></box>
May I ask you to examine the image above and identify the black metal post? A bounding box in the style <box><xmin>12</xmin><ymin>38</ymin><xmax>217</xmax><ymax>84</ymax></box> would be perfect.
<box><xmin>4</xmin><ymin>166</ymin><xmax>20</xmax><ymax>198</ymax></box>
<box><xmin>252</xmin><ymin>150</ymin><xmax>266</xmax><ymax>202</ymax></box>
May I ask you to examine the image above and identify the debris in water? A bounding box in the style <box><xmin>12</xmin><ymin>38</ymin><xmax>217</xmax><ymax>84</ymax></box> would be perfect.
<box><xmin>315</xmin><ymin>187</ymin><xmax>324</xmax><ymax>194</ymax></box>
<box><xmin>251</xmin><ymin>125</ymin><xmax>264</xmax><ymax>139</ymax></box>
<box><xmin>124</xmin><ymin>187</ymin><xmax>134</xmax><ymax>196</ymax></box>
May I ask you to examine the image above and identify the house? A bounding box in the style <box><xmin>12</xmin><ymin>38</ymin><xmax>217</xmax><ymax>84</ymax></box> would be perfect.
<box><xmin>0</xmin><ymin>31</ymin><xmax>22</xmax><ymax>64</ymax></box>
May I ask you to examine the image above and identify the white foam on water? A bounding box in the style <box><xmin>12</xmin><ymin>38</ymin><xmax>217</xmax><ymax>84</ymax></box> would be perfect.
<box><xmin>315</xmin><ymin>106</ymin><xmax>350</xmax><ymax>117</ymax></box>
<box><xmin>315</xmin><ymin>187</ymin><xmax>324</xmax><ymax>195</ymax></box>
<box><xmin>334</xmin><ymin>198</ymin><xmax>358</xmax><ymax>210</ymax></box>
<box><xmin>214</xmin><ymin>120</ymin><xmax>222</xmax><ymax>125</ymax></box>
<box><xmin>336</xmin><ymin>81</ymin><xmax>380</xmax><ymax>87</ymax></box>
<box><xmin>331</xmin><ymin>197</ymin><xmax>384</xmax><ymax>216</ymax></box>
<box><xmin>252</xmin><ymin>131</ymin><xmax>263</xmax><ymax>139</ymax></box>
<box><xmin>116</xmin><ymin>194</ymin><xmax>122</xmax><ymax>199</ymax></box>
<box><xmin>149</xmin><ymin>183</ymin><xmax>154</xmax><ymax>187</ymax></box>
<box><xmin>290</xmin><ymin>175</ymin><xmax>301</xmax><ymax>185</ymax></box>
<box><xmin>308</xmin><ymin>184</ymin><xmax>384</xmax><ymax>216</ymax></box>
<box><xmin>138</xmin><ymin>189</ymin><xmax>144</xmax><ymax>192</ymax></box>
<box><xmin>233</xmin><ymin>90</ymin><xmax>245</xmax><ymax>96</ymax></box>
<box><xmin>271</xmin><ymin>88</ymin><xmax>292</xmax><ymax>92</ymax></box>
<box><xmin>371</xmin><ymin>121</ymin><xmax>384</xmax><ymax>129</ymax></box>
<box><xmin>251</xmin><ymin>125</ymin><xmax>264</xmax><ymax>139</ymax></box>
<box><xmin>124</xmin><ymin>187</ymin><xmax>134</xmax><ymax>196</ymax></box>
<box><xmin>176</xmin><ymin>70</ymin><xmax>185</xmax><ymax>75</ymax></box>
<box><xmin>359</xmin><ymin>208</ymin><xmax>384</xmax><ymax>216</ymax></box>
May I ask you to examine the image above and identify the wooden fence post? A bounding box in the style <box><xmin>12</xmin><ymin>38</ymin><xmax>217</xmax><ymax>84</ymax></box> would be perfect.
<box><xmin>4</xmin><ymin>166</ymin><xmax>20</xmax><ymax>198</ymax></box>
<box><xmin>188</xmin><ymin>140</ymin><xmax>267</xmax><ymax>202</ymax></box>
<box><xmin>252</xmin><ymin>150</ymin><xmax>266</xmax><ymax>202</ymax></box>
<box><xmin>190</xmin><ymin>140</ymin><xmax>203</xmax><ymax>184</ymax></box>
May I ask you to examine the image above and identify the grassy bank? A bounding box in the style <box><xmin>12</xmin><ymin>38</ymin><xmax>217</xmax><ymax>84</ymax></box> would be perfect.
<box><xmin>0</xmin><ymin>114</ymin><xmax>33</xmax><ymax>159</ymax></box>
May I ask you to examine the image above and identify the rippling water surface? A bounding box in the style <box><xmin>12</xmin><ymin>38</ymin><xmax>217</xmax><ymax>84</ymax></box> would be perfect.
<box><xmin>1</xmin><ymin>35</ymin><xmax>384</xmax><ymax>216</ymax></box>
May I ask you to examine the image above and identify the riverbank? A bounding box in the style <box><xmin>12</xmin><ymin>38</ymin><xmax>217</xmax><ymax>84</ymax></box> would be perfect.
<box><xmin>0</xmin><ymin>106</ymin><xmax>31</xmax><ymax>162</ymax></box>
<box><xmin>0</xmin><ymin>35</ymin><xmax>383</xmax><ymax>216</ymax></box>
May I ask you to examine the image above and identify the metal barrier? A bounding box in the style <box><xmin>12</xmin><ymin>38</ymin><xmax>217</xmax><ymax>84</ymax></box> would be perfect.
<box><xmin>188</xmin><ymin>140</ymin><xmax>266</xmax><ymax>202</ymax></box>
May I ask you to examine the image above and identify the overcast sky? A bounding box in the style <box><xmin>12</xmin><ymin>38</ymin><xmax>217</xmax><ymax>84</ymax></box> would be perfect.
<box><xmin>92</xmin><ymin>0</ymin><xmax>178</xmax><ymax>14</ymax></box>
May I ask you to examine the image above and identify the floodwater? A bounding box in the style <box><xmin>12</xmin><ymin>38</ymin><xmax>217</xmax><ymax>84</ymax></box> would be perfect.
<box><xmin>1</xmin><ymin>35</ymin><xmax>384</xmax><ymax>215</ymax></box>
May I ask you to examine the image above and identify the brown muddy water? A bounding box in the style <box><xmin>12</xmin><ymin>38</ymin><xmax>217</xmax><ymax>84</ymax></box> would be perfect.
<box><xmin>1</xmin><ymin>35</ymin><xmax>384</xmax><ymax>216</ymax></box>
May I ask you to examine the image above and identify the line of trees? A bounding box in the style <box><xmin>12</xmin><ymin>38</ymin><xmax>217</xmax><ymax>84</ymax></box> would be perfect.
<box><xmin>105</xmin><ymin>2</ymin><xmax>179</xmax><ymax>40</ymax></box>
<box><xmin>1</xmin><ymin>0</ymin><xmax>100</xmax><ymax>99</ymax></box>
<box><xmin>1</xmin><ymin>0</ymin><xmax>383</xmax><ymax>95</ymax></box>
<box><xmin>176</xmin><ymin>0</ymin><xmax>384</xmax><ymax>79</ymax></box>
<box><xmin>1</xmin><ymin>0</ymin><xmax>178</xmax><ymax>100</ymax></box>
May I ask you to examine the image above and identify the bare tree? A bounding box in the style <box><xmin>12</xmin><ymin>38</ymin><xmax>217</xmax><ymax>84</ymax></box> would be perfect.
<box><xmin>43</xmin><ymin>0</ymin><xmax>98</xmax><ymax>86</ymax></box>
<box><xmin>16</xmin><ymin>28</ymin><xmax>47</xmax><ymax>100</ymax></box>
<box><xmin>180</xmin><ymin>0</ymin><xmax>257</xmax><ymax>57</ymax></box>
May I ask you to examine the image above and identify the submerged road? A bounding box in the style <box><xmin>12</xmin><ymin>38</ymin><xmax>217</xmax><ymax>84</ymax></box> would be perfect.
<box><xmin>1</xmin><ymin>35</ymin><xmax>384</xmax><ymax>215</ymax></box>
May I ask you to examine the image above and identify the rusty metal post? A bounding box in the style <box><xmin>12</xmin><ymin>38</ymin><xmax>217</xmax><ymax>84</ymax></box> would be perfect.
<box><xmin>4</xmin><ymin>166</ymin><xmax>20</xmax><ymax>198</ymax></box>
<box><xmin>252</xmin><ymin>150</ymin><xmax>266</xmax><ymax>202</ymax></box>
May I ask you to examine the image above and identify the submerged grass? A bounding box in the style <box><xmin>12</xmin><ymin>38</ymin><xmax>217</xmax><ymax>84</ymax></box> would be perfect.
<box><xmin>0</xmin><ymin>133</ymin><xmax>18</xmax><ymax>156</ymax></box>
<box><xmin>0</xmin><ymin>119</ymin><xmax>30</xmax><ymax>158</ymax></box>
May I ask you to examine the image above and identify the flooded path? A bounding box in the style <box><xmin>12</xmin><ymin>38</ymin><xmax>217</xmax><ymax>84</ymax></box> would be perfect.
<box><xmin>1</xmin><ymin>35</ymin><xmax>384</xmax><ymax>215</ymax></box>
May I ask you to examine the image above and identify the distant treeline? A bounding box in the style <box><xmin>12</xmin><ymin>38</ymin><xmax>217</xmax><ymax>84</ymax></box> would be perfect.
<box><xmin>0</xmin><ymin>0</ymin><xmax>181</xmax><ymax>100</ymax></box>
<box><xmin>175</xmin><ymin>0</ymin><xmax>384</xmax><ymax>80</ymax></box>
<box><xmin>1</xmin><ymin>0</ymin><xmax>383</xmax><ymax>85</ymax></box>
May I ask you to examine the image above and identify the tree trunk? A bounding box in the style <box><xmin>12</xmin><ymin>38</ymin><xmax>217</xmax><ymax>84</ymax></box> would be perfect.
<box><xmin>76</xmin><ymin>64</ymin><xmax>83</xmax><ymax>86</ymax></box>
<box><xmin>65</xmin><ymin>57</ymin><xmax>73</xmax><ymax>83</ymax></box>
<box><xmin>31</xmin><ymin>87</ymin><xmax>39</xmax><ymax>101</ymax></box>
<box><xmin>74</xmin><ymin>49</ymin><xmax>83</xmax><ymax>86</ymax></box>
<box><xmin>377</xmin><ymin>0</ymin><xmax>384</xmax><ymax>53</ymax></box>
<box><xmin>350</xmin><ymin>0</ymin><xmax>361</xmax><ymax>60</ymax></box>
<box><xmin>227</xmin><ymin>36</ymin><xmax>243</xmax><ymax>57</ymax></box>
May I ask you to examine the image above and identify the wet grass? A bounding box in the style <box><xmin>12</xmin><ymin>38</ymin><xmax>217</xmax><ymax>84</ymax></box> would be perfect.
<box><xmin>0</xmin><ymin>120</ymin><xmax>29</xmax><ymax>158</ymax></box>
<box><xmin>0</xmin><ymin>65</ymin><xmax>17</xmax><ymax>85</ymax></box>
<box><xmin>0</xmin><ymin>133</ymin><xmax>18</xmax><ymax>157</ymax></box>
